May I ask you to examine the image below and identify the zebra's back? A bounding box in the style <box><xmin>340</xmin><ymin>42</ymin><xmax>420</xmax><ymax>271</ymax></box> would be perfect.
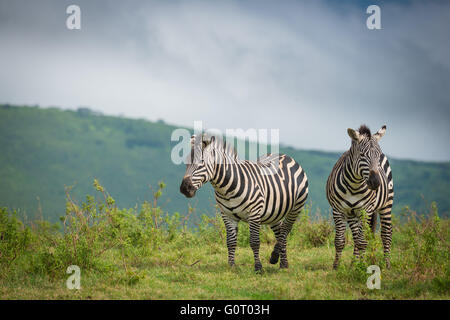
<box><xmin>215</xmin><ymin>154</ymin><xmax>308</xmax><ymax>225</ymax></box>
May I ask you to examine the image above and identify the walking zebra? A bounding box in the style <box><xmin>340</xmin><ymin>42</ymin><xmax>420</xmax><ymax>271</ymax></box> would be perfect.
<box><xmin>180</xmin><ymin>133</ymin><xmax>309</xmax><ymax>272</ymax></box>
<box><xmin>326</xmin><ymin>125</ymin><xmax>394</xmax><ymax>269</ymax></box>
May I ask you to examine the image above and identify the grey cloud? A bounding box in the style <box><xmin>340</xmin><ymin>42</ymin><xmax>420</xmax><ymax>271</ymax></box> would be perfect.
<box><xmin>0</xmin><ymin>0</ymin><xmax>449</xmax><ymax>161</ymax></box>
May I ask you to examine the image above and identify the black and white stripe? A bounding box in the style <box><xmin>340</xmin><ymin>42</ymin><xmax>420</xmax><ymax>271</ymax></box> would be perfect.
<box><xmin>180</xmin><ymin>134</ymin><xmax>309</xmax><ymax>272</ymax></box>
<box><xmin>326</xmin><ymin>125</ymin><xmax>394</xmax><ymax>269</ymax></box>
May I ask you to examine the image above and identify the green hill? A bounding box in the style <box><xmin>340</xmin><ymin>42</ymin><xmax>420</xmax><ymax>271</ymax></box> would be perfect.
<box><xmin>0</xmin><ymin>104</ymin><xmax>449</xmax><ymax>222</ymax></box>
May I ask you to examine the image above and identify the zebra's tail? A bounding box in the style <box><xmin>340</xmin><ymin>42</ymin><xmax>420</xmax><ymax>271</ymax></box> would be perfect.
<box><xmin>370</xmin><ymin>212</ymin><xmax>377</xmax><ymax>233</ymax></box>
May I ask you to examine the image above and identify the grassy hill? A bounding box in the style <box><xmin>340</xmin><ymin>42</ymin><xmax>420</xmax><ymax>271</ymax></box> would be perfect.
<box><xmin>0</xmin><ymin>104</ymin><xmax>449</xmax><ymax>223</ymax></box>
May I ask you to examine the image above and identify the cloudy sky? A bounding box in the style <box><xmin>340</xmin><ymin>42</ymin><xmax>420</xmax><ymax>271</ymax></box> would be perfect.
<box><xmin>0</xmin><ymin>0</ymin><xmax>449</xmax><ymax>161</ymax></box>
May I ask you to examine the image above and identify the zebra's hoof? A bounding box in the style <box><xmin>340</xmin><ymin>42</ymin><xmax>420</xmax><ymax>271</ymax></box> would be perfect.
<box><xmin>254</xmin><ymin>263</ymin><xmax>263</xmax><ymax>273</ymax></box>
<box><xmin>280</xmin><ymin>261</ymin><xmax>289</xmax><ymax>269</ymax></box>
<box><xmin>385</xmin><ymin>259</ymin><xmax>391</xmax><ymax>269</ymax></box>
<box><xmin>269</xmin><ymin>251</ymin><xmax>279</xmax><ymax>264</ymax></box>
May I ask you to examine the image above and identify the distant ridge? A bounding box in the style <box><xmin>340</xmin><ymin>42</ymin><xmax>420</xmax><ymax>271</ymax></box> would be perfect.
<box><xmin>1</xmin><ymin>104</ymin><xmax>449</xmax><ymax>222</ymax></box>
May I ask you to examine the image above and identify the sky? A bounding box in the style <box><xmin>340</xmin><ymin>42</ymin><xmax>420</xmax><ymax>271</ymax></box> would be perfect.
<box><xmin>0</xmin><ymin>0</ymin><xmax>449</xmax><ymax>161</ymax></box>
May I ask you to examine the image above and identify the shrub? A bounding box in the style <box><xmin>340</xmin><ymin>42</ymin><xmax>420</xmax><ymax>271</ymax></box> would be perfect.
<box><xmin>399</xmin><ymin>202</ymin><xmax>449</xmax><ymax>281</ymax></box>
<box><xmin>21</xmin><ymin>179</ymin><xmax>178</xmax><ymax>278</ymax></box>
<box><xmin>296</xmin><ymin>207</ymin><xmax>333</xmax><ymax>248</ymax></box>
<box><xmin>0</xmin><ymin>208</ymin><xmax>32</xmax><ymax>273</ymax></box>
<box><xmin>197</xmin><ymin>212</ymin><xmax>226</xmax><ymax>245</ymax></box>
<box><xmin>360</xmin><ymin>210</ymin><xmax>384</xmax><ymax>267</ymax></box>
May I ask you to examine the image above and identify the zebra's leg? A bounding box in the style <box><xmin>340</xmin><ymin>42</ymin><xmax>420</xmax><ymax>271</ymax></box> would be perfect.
<box><xmin>378</xmin><ymin>207</ymin><xmax>393</xmax><ymax>269</ymax></box>
<box><xmin>221</xmin><ymin>214</ymin><xmax>239</xmax><ymax>267</ymax></box>
<box><xmin>348</xmin><ymin>218</ymin><xmax>359</xmax><ymax>262</ymax></box>
<box><xmin>269</xmin><ymin>221</ymin><xmax>283</xmax><ymax>264</ymax></box>
<box><xmin>348</xmin><ymin>218</ymin><xmax>367</xmax><ymax>262</ymax></box>
<box><xmin>278</xmin><ymin>210</ymin><xmax>301</xmax><ymax>269</ymax></box>
<box><xmin>248</xmin><ymin>218</ymin><xmax>262</xmax><ymax>272</ymax></box>
<box><xmin>333</xmin><ymin>211</ymin><xmax>346</xmax><ymax>269</ymax></box>
<box><xmin>351</xmin><ymin>245</ymin><xmax>359</xmax><ymax>265</ymax></box>
<box><xmin>370</xmin><ymin>211</ymin><xmax>378</xmax><ymax>234</ymax></box>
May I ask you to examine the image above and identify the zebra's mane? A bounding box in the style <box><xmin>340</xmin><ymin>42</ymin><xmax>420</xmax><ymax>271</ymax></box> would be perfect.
<box><xmin>358</xmin><ymin>125</ymin><xmax>371</xmax><ymax>137</ymax></box>
<box><xmin>204</xmin><ymin>134</ymin><xmax>238</xmax><ymax>159</ymax></box>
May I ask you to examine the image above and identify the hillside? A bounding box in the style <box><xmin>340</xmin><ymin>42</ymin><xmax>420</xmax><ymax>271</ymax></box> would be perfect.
<box><xmin>0</xmin><ymin>104</ymin><xmax>449</xmax><ymax>222</ymax></box>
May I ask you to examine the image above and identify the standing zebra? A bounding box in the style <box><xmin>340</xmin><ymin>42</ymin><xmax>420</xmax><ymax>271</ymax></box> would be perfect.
<box><xmin>326</xmin><ymin>125</ymin><xmax>394</xmax><ymax>269</ymax></box>
<box><xmin>180</xmin><ymin>133</ymin><xmax>309</xmax><ymax>272</ymax></box>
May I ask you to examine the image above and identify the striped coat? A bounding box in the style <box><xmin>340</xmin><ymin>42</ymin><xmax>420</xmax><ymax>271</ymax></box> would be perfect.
<box><xmin>326</xmin><ymin>125</ymin><xmax>394</xmax><ymax>269</ymax></box>
<box><xmin>180</xmin><ymin>134</ymin><xmax>308</xmax><ymax>272</ymax></box>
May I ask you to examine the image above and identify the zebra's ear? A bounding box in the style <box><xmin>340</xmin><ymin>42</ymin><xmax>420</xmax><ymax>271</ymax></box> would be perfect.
<box><xmin>202</xmin><ymin>135</ymin><xmax>215</xmax><ymax>148</ymax></box>
<box><xmin>373</xmin><ymin>125</ymin><xmax>386</xmax><ymax>141</ymax></box>
<box><xmin>190</xmin><ymin>135</ymin><xmax>196</xmax><ymax>146</ymax></box>
<box><xmin>347</xmin><ymin>128</ymin><xmax>362</xmax><ymax>142</ymax></box>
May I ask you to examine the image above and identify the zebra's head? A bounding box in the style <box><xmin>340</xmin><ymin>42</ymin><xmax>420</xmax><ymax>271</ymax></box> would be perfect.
<box><xmin>180</xmin><ymin>134</ymin><xmax>216</xmax><ymax>198</ymax></box>
<box><xmin>347</xmin><ymin>124</ymin><xmax>386</xmax><ymax>190</ymax></box>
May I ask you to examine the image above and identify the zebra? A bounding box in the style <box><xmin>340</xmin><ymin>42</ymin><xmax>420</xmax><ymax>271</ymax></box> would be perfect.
<box><xmin>326</xmin><ymin>125</ymin><xmax>394</xmax><ymax>269</ymax></box>
<box><xmin>180</xmin><ymin>133</ymin><xmax>309</xmax><ymax>272</ymax></box>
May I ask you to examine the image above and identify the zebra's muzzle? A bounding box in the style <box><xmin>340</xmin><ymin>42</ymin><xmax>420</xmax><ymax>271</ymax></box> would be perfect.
<box><xmin>367</xmin><ymin>170</ymin><xmax>381</xmax><ymax>190</ymax></box>
<box><xmin>180</xmin><ymin>178</ymin><xmax>197</xmax><ymax>198</ymax></box>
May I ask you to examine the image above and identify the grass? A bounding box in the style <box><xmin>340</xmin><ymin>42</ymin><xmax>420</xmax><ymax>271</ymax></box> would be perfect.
<box><xmin>0</xmin><ymin>181</ymin><xmax>449</xmax><ymax>300</ymax></box>
<box><xmin>1</xmin><ymin>239</ymin><xmax>448</xmax><ymax>300</ymax></box>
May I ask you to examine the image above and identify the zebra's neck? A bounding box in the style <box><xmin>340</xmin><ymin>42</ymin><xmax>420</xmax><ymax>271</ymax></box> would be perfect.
<box><xmin>344</xmin><ymin>146</ymin><xmax>365</xmax><ymax>187</ymax></box>
<box><xmin>209</xmin><ymin>147</ymin><xmax>241</xmax><ymax>197</ymax></box>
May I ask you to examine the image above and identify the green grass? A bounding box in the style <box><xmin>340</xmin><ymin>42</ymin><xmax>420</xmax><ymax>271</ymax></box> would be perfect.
<box><xmin>1</xmin><ymin>239</ymin><xmax>448</xmax><ymax>300</ymax></box>
<box><xmin>0</xmin><ymin>182</ymin><xmax>448</xmax><ymax>300</ymax></box>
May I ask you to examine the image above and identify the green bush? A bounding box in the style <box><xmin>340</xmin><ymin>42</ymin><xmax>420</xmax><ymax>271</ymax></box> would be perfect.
<box><xmin>295</xmin><ymin>207</ymin><xmax>333</xmax><ymax>248</ymax></box>
<box><xmin>399</xmin><ymin>203</ymin><xmax>449</xmax><ymax>280</ymax></box>
<box><xmin>7</xmin><ymin>179</ymin><xmax>182</xmax><ymax>278</ymax></box>
<box><xmin>0</xmin><ymin>208</ymin><xmax>32</xmax><ymax>273</ymax></box>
